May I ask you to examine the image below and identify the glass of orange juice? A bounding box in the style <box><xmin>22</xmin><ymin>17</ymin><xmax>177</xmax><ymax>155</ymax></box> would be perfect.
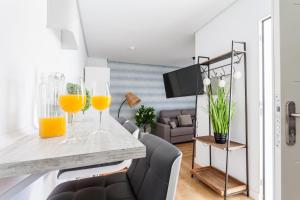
<box><xmin>59</xmin><ymin>78</ymin><xmax>86</xmax><ymax>143</ymax></box>
<box><xmin>91</xmin><ymin>82</ymin><xmax>111</xmax><ymax>134</ymax></box>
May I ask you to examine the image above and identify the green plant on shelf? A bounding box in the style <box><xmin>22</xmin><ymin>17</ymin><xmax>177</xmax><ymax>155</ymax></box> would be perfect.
<box><xmin>207</xmin><ymin>85</ymin><xmax>235</xmax><ymax>137</ymax></box>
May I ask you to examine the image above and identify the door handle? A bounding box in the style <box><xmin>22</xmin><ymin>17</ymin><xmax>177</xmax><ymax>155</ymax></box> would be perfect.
<box><xmin>286</xmin><ymin>101</ymin><xmax>297</xmax><ymax>145</ymax></box>
<box><xmin>291</xmin><ymin>113</ymin><xmax>300</xmax><ymax>117</ymax></box>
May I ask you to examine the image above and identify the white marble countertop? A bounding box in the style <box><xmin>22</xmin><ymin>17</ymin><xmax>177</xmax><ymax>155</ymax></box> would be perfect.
<box><xmin>0</xmin><ymin>116</ymin><xmax>145</xmax><ymax>178</ymax></box>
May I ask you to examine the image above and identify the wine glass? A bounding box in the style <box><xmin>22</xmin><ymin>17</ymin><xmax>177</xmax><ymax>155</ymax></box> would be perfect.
<box><xmin>91</xmin><ymin>82</ymin><xmax>111</xmax><ymax>134</ymax></box>
<box><xmin>59</xmin><ymin>77</ymin><xmax>86</xmax><ymax>143</ymax></box>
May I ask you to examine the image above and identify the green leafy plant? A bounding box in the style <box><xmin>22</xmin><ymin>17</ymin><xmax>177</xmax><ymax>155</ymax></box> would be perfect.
<box><xmin>67</xmin><ymin>83</ymin><xmax>91</xmax><ymax>114</ymax></box>
<box><xmin>207</xmin><ymin>86</ymin><xmax>235</xmax><ymax>136</ymax></box>
<box><xmin>135</xmin><ymin>105</ymin><xmax>156</xmax><ymax>132</ymax></box>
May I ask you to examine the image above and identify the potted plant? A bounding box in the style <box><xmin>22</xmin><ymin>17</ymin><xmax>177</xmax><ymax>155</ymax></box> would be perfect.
<box><xmin>135</xmin><ymin>105</ymin><xmax>156</xmax><ymax>133</ymax></box>
<box><xmin>206</xmin><ymin>84</ymin><xmax>235</xmax><ymax>144</ymax></box>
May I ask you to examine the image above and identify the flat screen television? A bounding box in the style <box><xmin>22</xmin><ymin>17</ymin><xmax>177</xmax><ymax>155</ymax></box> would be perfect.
<box><xmin>163</xmin><ymin>64</ymin><xmax>204</xmax><ymax>98</ymax></box>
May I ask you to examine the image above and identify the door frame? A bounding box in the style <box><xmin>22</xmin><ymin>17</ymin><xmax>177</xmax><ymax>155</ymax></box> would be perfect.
<box><xmin>272</xmin><ymin>0</ymin><xmax>282</xmax><ymax>199</ymax></box>
<box><xmin>259</xmin><ymin>15</ymin><xmax>274</xmax><ymax>200</ymax></box>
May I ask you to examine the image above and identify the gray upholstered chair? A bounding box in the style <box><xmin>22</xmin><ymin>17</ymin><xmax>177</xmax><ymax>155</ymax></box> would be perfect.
<box><xmin>57</xmin><ymin>121</ymin><xmax>139</xmax><ymax>179</ymax></box>
<box><xmin>116</xmin><ymin>117</ymin><xmax>127</xmax><ymax>125</ymax></box>
<box><xmin>48</xmin><ymin>134</ymin><xmax>182</xmax><ymax>200</ymax></box>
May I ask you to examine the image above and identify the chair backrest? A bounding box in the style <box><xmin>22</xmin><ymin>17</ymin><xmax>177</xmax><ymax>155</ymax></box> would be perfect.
<box><xmin>127</xmin><ymin>134</ymin><xmax>182</xmax><ymax>200</ymax></box>
<box><xmin>123</xmin><ymin>121</ymin><xmax>139</xmax><ymax>139</ymax></box>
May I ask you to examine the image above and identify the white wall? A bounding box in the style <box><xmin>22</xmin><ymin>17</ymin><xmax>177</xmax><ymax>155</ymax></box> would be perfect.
<box><xmin>84</xmin><ymin>66</ymin><xmax>111</xmax><ymax>121</ymax></box>
<box><xmin>86</xmin><ymin>57</ymin><xmax>108</xmax><ymax>67</ymax></box>
<box><xmin>108</xmin><ymin>61</ymin><xmax>194</xmax><ymax>120</ymax></box>
<box><xmin>0</xmin><ymin>0</ymin><xmax>87</xmax><ymax>199</ymax></box>
<box><xmin>83</xmin><ymin>58</ymin><xmax>110</xmax><ymax>120</ymax></box>
<box><xmin>194</xmin><ymin>0</ymin><xmax>271</xmax><ymax>199</ymax></box>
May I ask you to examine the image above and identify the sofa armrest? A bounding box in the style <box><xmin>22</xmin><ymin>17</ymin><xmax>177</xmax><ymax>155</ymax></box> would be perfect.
<box><xmin>154</xmin><ymin>122</ymin><xmax>171</xmax><ymax>142</ymax></box>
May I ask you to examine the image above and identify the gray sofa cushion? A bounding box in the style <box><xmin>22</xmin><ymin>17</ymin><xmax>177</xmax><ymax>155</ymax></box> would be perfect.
<box><xmin>160</xmin><ymin>117</ymin><xmax>171</xmax><ymax>125</ymax></box>
<box><xmin>169</xmin><ymin>121</ymin><xmax>177</xmax><ymax>129</ymax></box>
<box><xmin>127</xmin><ymin>134</ymin><xmax>181</xmax><ymax>200</ymax></box>
<box><xmin>170</xmin><ymin>118</ymin><xmax>179</xmax><ymax>126</ymax></box>
<box><xmin>177</xmin><ymin>115</ymin><xmax>193</xmax><ymax>127</ymax></box>
<box><xmin>170</xmin><ymin>127</ymin><xmax>194</xmax><ymax>137</ymax></box>
<box><xmin>181</xmin><ymin>109</ymin><xmax>196</xmax><ymax>117</ymax></box>
<box><xmin>160</xmin><ymin>110</ymin><xmax>181</xmax><ymax>118</ymax></box>
<box><xmin>48</xmin><ymin>173</ymin><xmax>136</xmax><ymax>200</ymax></box>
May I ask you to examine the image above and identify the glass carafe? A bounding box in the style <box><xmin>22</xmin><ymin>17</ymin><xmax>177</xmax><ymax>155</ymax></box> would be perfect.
<box><xmin>38</xmin><ymin>72</ymin><xmax>66</xmax><ymax>138</ymax></box>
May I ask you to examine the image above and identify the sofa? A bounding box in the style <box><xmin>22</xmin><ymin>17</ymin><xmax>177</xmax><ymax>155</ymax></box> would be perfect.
<box><xmin>154</xmin><ymin>109</ymin><xmax>195</xmax><ymax>144</ymax></box>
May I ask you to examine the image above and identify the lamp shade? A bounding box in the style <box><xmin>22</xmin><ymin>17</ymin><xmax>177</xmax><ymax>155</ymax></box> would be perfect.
<box><xmin>125</xmin><ymin>92</ymin><xmax>141</xmax><ymax>107</ymax></box>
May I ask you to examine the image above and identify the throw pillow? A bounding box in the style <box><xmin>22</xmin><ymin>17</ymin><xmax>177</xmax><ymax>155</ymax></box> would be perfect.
<box><xmin>171</xmin><ymin>118</ymin><xmax>179</xmax><ymax>126</ymax></box>
<box><xmin>177</xmin><ymin>114</ymin><xmax>193</xmax><ymax>127</ymax></box>
<box><xmin>169</xmin><ymin>121</ymin><xmax>177</xmax><ymax>129</ymax></box>
<box><xmin>160</xmin><ymin>117</ymin><xmax>171</xmax><ymax>125</ymax></box>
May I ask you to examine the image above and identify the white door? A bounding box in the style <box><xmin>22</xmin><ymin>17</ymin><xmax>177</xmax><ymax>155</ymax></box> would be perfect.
<box><xmin>274</xmin><ymin>0</ymin><xmax>300</xmax><ymax>200</ymax></box>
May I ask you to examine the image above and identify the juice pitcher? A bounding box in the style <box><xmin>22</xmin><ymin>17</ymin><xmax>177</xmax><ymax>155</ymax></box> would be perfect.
<box><xmin>38</xmin><ymin>72</ymin><xmax>66</xmax><ymax>138</ymax></box>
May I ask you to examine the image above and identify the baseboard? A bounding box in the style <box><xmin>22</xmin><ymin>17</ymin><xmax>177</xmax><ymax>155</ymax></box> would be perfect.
<box><xmin>250</xmin><ymin>189</ymin><xmax>262</xmax><ymax>200</ymax></box>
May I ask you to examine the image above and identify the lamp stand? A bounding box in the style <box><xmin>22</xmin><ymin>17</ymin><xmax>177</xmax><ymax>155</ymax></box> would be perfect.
<box><xmin>117</xmin><ymin>99</ymin><xmax>127</xmax><ymax>118</ymax></box>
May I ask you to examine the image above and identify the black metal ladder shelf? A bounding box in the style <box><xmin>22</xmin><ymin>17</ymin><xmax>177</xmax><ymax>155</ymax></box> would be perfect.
<box><xmin>190</xmin><ymin>41</ymin><xmax>249</xmax><ymax>199</ymax></box>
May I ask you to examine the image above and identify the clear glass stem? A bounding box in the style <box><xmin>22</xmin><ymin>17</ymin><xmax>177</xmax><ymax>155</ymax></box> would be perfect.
<box><xmin>60</xmin><ymin>113</ymin><xmax>76</xmax><ymax>144</ymax></box>
<box><xmin>99</xmin><ymin>111</ymin><xmax>102</xmax><ymax>131</ymax></box>
<box><xmin>70</xmin><ymin>113</ymin><xmax>74</xmax><ymax>138</ymax></box>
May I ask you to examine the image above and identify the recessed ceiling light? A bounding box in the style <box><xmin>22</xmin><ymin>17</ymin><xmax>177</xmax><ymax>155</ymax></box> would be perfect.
<box><xmin>129</xmin><ymin>46</ymin><xmax>136</xmax><ymax>50</ymax></box>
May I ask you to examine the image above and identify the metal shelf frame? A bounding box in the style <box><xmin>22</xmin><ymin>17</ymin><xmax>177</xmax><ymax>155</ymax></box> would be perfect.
<box><xmin>191</xmin><ymin>41</ymin><xmax>249</xmax><ymax>200</ymax></box>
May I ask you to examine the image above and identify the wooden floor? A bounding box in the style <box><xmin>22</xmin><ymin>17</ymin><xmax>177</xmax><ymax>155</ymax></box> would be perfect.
<box><xmin>175</xmin><ymin>142</ymin><xmax>252</xmax><ymax>200</ymax></box>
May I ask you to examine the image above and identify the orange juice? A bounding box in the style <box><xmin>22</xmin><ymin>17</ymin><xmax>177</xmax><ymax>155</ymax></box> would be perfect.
<box><xmin>59</xmin><ymin>95</ymin><xmax>86</xmax><ymax>113</ymax></box>
<box><xmin>39</xmin><ymin>117</ymin><xmax>66</xmax><ymax>138</ymax></box>
<box><xmin>92</xmin><ymin>96</ymin><xmax>111</xmax><ymax>111</ymax></box>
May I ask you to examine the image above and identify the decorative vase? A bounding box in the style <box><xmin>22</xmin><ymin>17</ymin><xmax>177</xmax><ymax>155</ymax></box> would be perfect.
<box><xmin>214</xmin><ymin>133</ymin><xmax>227</xmax><ymax>144</ymax></box>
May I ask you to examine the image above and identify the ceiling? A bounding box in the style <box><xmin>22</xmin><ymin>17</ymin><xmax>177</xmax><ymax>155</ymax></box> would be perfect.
<box><xmin>78</xmin><ymin>0</ymin><xmax>237</xmax><ymax>67</ymax></box>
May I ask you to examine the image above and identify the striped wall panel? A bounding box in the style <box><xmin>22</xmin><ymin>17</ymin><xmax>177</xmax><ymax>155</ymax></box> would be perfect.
<box><xmin>108</xmin><ymin>61</ymin><xmax>195</xmax><ymax>120</ymax></box>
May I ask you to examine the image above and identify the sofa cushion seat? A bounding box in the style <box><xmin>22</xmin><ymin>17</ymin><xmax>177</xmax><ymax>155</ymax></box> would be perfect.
<box><xmin>170</xmin><ymin>126</ymin><xmax>194</xmax><ymax>137</ymax></box>
<box><xmin>48</xmin><ymin>173</ymin><xmax>136</xmax><ymax>200</ymax></box>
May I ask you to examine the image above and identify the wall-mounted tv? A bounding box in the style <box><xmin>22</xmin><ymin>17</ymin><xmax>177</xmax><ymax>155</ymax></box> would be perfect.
<box><xmin>163</xmin><ymin>64</ymin><xmax>204</xmax><ymax>98</ymax></box>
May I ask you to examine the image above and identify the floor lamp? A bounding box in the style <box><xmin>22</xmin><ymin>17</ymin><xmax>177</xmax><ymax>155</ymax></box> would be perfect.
<box><xmin>117</xmin><ymin>92</ymin><xmax>141</xmax><ymax>118</ymax></box>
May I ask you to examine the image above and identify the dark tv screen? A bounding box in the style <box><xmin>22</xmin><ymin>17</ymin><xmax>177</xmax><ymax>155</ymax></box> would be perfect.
<box><xmin>163</xmin><ymin>64</ymin><xmax>204</xmax><ymax>98</ymax></box>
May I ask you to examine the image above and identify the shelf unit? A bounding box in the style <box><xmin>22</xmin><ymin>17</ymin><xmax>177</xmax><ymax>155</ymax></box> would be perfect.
<box><xmin>191</xmin><ymin>41</ymin><xmax>249</xmax><ymax>199</ymax></box>
<box><xmin>194</xmin><ymin>136</ymin><xmax>246</xmax><ymax>151</ymax></box>
<box><xmin>199</xmin><ymin>50</ymin><xmax>246</xmax><ymax>66</ymax></box>
<box><xmin>190</xmin><ymin>166</ymin><xmax>247</xmax><ymax>196</ymax></box>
